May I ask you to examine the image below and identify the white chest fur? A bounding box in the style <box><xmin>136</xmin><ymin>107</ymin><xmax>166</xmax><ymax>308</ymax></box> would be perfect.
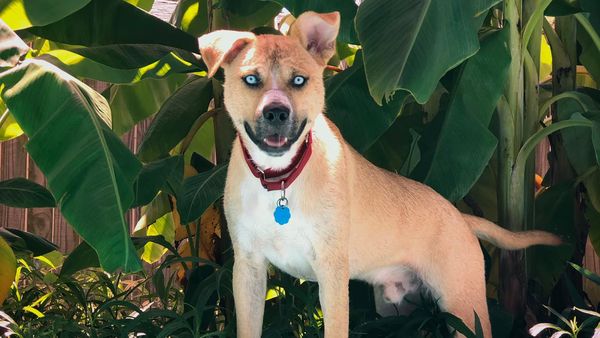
<box><xmin>228</xmin><ymin>177</ymin><xmax>319</xmax><ymax>281</ymax></box>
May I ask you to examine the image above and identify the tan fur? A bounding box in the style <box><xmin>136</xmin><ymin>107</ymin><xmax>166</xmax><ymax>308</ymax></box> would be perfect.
<box><xmin>198</xmin><ymin>11</ymin><xmax>561</xmax><ymax>338</ymax></box>
<box><xmin>465</xmin><ymin>214</ymin><xmax>562</xmax><ymax>250</ymax></box>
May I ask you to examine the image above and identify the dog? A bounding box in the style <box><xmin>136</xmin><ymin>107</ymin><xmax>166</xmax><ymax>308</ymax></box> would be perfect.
<box><xmin>198</xmin><ymin>11</ymin><xmax>561</xmax><ymax>337</ymax></box>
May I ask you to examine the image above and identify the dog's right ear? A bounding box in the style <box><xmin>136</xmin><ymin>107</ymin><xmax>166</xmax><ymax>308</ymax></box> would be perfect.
<box><xmin>198</xmin><ymin>30</ymin><xmax>255</xmax><ymax>77</ymax></box>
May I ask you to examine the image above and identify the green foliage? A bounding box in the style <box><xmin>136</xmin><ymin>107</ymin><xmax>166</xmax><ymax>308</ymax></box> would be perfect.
<box><xmin>0</xmin><ymin>178</ymin><xmax>55</xmax><ymax>208</ymax></box>
<box><xmin>177</xmin><ymin>164</ymin><xmax>228</xmax><ymax>224</ymax></box>
<box><xmin>0</xmin><ymin>0</ymin><xmax>599</xmax><ymax>336</ymax></box>
<box><xmin>411</xmin><ymin>28</ymin><xmax>510</xmax><ymax>202</ymax></box>
<box><xmin>356</xmin><ymin>0</ymin><xmax>498</xmax><ymax>104</ymax></box>
<box><xmin>137</xmin><ymin>77</ymin><xmax>213</xmax><ymax>162</ymax></box>
<box><xmin>0</xmin><ymin>59</ymin><xmax>142</xmax><ymax>273</ymax></box>
<box><xmin>325</xmin><ymin>51</ymin><xmax>406</xmax><ymax>152</ymax></box>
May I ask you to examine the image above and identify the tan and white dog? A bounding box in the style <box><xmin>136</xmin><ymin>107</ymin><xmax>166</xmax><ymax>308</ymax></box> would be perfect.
<box><xmin>198</xmin><ymin>11</ymin><xmax>560</xmax><ymax>338</ymax></box>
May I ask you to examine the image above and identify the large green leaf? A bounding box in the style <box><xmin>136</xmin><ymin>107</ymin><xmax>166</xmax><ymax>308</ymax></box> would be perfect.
<box><xmin>27</xmin><ymin>0</ymin><xmax>198</xmax><ymax>52</ymax></box>
<box><xmin>356</xmin><ymin>0</ymin><xmax>498</xmax><ymax>104</ymax></box>
<box><xmin>0</xmin><ymin>178</ymin><xmax>55</xmax><ymax>208</ymax></box>
<box><xmin>0</xmin><ymin>59</ymin><xmax>142</xmax><ymax>272</ymax></box>
<box><xmin>170</xmin><ymin>0</ymin><xmax>209</xmax><ymax>37</ymax></box>
<box><xmin>0</xmin><ymin>0</ymin><xmax>90</xmax><ymax>30</ymax></box>
<box><xmin>410</xmin><ymin>28</ymin><xmax>510</xmax><ymax>202</ymax></box>
<box><xmin>268</xmin><ymin>0</ymin><xmax>358</xmax><ymax>43</ymax></box>
<box><xmin>39</xmin><ymin>48</ymin><xmax>201</xmax><ymax>84</ymax></box>
<box><xmin>0</xmin><ymin>19</ymin><xmax>28</xmax><ymax>67</ymax></box>
<box><xmin>107</xmin><ymin>75</ymin><xmax>187</xmax><ymax>135</ymax></box>
<box><xmin>67</xmin><ymin>44</ymin><xmax>202</xmax><ymax>70</ymax></box>
<box><xmin>177</xmin><ymin>164</ymin><xmax>227</xmax><ymax>224</ymax></box>
<box><xmin>325</xmin><ymin>52</ymin><xmax>407</xmax><ymax>153</ymax></box>
<box><xmin>528</xmin><ymin>183</ymin><xmax>575</xmax><ymax>295</ymax></box>
<box><xmin>138</xmin><ymin>76</ymin><xmax>213</xmax><ymax>162</ymax></box>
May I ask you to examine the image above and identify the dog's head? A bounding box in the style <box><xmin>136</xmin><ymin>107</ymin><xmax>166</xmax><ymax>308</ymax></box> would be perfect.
<box><xmin>198</xmin><ymin>11</ymin><xmax>340</xmax><ymax>164</ymax></box>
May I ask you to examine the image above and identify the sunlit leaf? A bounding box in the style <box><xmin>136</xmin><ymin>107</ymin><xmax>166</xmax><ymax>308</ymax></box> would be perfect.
<box><xmin>170</xmin><ymin>0</ymin><xmax>209</xmax><ymax>36</ymax></box>
<box><xmin>27</xmin><ymin>0</ymin><xmax>197</xmax><ymax>52</ymax></box>
<box><xmin>0</xmin><ymin>236</ymin><xmax>16</xmax><ymax>304</ymax></box>
<box><xmin>39</xmin><ymin>48</ymin><xmax>201</xmax><ymax>84</ymax></box>
<box><xmin>125</xmin><ymin>0</ymin><xmax>155</xmax><ymax>11</ymax></box>
<box><xmin>0</xmin><ymin>0</ymin><xmax>90</xmax><ymax>30</ymax></box>
<box><xmin>0</xmin><ymin>18</ymin><xmax>28</xmax><ymax>67</ymax></box>
<box><xmin>0</xmin><ymin>110</ymin><xmax>24</xmax><ymax>141</ymax></box>
<box><xmin>141</xmin><ymin>212</ymin><xmax>175</xmax><ymax>264</ymax></box>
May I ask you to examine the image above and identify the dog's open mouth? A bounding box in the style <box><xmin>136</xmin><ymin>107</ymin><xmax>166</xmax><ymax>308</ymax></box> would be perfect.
<box><xmin>243</xmin><ymin>119</ymin><xmax>307</xmax><ymax>156</ymax></box>
<box><xmin>263</xmin><ymin>135</ymin><xmax>288</xmax><ymax>148</ymax></box>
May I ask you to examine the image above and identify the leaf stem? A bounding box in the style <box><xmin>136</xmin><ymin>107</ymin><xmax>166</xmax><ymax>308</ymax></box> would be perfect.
<box><xmin>521</xmin><ymin>0</ymin><xmax>553</xmax><ymax>56</ymax></box>
<box><xmin>538</xmin><ymin>92</ymin><xmax>589</xmax><ymax>121</ymax></box>
<box><xmin>514</xmin><ymin>120</ymin><xmax>593</xmax><ymax>178</ymax></box>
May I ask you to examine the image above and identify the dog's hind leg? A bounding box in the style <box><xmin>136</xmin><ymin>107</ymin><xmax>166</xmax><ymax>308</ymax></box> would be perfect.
<box><xmin>425</xmin><ymin>234</ymin><xmax>492</xmax><ymax>337</ymax></box>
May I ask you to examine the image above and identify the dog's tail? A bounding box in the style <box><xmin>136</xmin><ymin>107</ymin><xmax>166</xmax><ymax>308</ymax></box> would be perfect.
<box><xmin>463</xmin><ymin>214</ymin><xmax>562</xmax><ymax>250</ymax></box>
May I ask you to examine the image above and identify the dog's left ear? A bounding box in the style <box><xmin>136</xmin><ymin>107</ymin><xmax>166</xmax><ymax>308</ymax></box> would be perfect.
<box><xmin>289</xmin><ymin>11</ymin><xmax>340</xmax><ymax>66</ymax></box>
<box><xmin>198</xmin><ymin>30</ymin><xmax>256</xmax><ymax>77</ymax></box>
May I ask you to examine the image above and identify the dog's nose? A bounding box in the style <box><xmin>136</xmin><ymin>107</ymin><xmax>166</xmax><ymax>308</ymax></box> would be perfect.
<box><xmin>262</xmin><ymin>105</ymin><xmax>290</xmax><ymax>123</ymax></box>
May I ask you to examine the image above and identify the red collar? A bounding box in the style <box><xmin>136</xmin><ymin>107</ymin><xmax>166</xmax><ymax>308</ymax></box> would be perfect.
<box><xmin>239</xmin><ymin>132</ymin><xmax>313</xmax><ymax>191</ymax></box>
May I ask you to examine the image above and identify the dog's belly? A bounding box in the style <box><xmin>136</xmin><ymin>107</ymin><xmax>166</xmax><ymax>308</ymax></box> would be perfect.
<box><xmin>232</xmin><ymin>183</ymin><xmax>318</xmax><ymax>281</ymax></box>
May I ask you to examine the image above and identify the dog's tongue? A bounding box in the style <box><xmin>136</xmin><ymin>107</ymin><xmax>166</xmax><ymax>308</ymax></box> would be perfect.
<box><xmin>264</xmin><ymin>135</ymin><xmax>288</xmax><ymax>147</ymax></box>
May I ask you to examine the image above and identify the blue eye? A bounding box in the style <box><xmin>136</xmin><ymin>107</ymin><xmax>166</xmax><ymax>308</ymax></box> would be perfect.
<box><xmin>292</xmin><ymin>76</ymin><xmax>306</xmax><ymax>87</ymax></box>
<box><xmin>243</xmin><ymin>75</ymin><xmax>260</xmax><ymax>86</ymax></box>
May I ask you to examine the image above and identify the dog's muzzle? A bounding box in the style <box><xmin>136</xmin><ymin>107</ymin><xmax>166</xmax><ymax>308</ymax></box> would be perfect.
<box><xmin>243</xmin><ymin>117</ymin><xmax>307</xmax><ymax>156</ymax></box>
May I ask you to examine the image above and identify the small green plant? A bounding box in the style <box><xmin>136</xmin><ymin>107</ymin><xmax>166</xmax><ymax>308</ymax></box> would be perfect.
<box><xmin>529</xmin><ymin>306</ymin><xmax>600</xmax><ymax>338</ymax></box>
<box><xmin>530</xmin><ymin>263</ymin><xmax>600</xmax><ymax>338</ymax></box>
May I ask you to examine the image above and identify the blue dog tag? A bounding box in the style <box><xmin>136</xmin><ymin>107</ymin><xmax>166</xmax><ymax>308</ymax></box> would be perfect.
<box><xmin>274</xmin><ymin>205</ymin><xmax>291</xmax><ymax>225</ymax></box>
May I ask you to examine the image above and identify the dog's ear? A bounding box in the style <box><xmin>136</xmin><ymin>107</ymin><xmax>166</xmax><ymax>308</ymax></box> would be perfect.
<box><xmin>289</xmin><ymin>11</ymin><xmax>340</xmax><ymax>66</ymax></box>
<box><xmin>198</xmin><ymin>30</ymin><xmax>255</xmax><ymax>77</ymax></box>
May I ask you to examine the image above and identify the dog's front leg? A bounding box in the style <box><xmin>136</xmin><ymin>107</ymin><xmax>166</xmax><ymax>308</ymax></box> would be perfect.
<box><xmin>315</xmin><ymin>253</ymin><xmax>349</xmax><ymax>338</ymax></box>
<box><xmin>233</xmin><ymin>252</ymin><xmax>267</xmax><ymax>338</ymax></box>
